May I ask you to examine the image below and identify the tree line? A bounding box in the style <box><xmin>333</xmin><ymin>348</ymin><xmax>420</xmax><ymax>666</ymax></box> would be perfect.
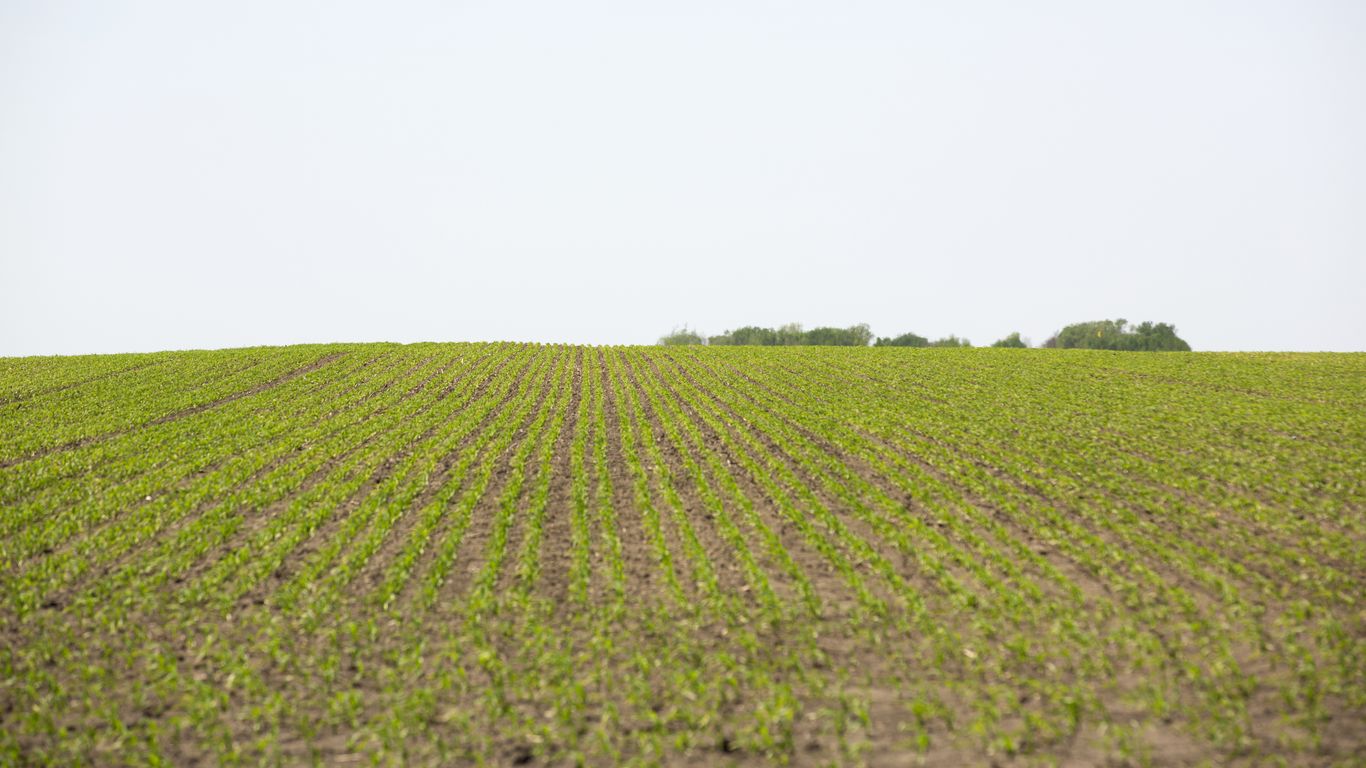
<box><xmin>1040</xmin><ymin>319</ymin><xmax>1190</xmax><ymax>351</ymax></box>
<box><xmin>660</xmin><ymin>319</ymin><xmax>1190</xmax><ymax>351</ymax></box>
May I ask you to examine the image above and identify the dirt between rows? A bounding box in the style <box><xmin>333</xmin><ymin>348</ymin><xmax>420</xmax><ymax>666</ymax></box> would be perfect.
<box><xmin>2</xmin><ymin>347</ymin><xmax>1363</xmax><ymax>767</ymax></box>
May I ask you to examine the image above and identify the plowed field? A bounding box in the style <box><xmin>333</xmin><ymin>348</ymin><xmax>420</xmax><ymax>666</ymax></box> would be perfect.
<box><xmin>2</xmin><ymin>344</ymin><xmax>1363</xmax><ymax>765</ymax></box>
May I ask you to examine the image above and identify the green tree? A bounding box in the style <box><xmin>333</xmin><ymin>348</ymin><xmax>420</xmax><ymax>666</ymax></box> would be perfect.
<box><xmin>991</xmin><ymin>332</ymin><xmax>1028</xmax><ymax>348</ymax></box>
<box><xmin>658</xmin><ymin>326</ymin><xmax>706</xmax><ymax>346</ymax></box>
<box><xmin>1049</xmin><ymin>319</ymin><xmax>1190</xmax><ymax>351</ymax></box>
<box><xmin>804</xmin><ymin>324</ymin><xmax>873</xmax><ymax>346</ymax></box>
<box><xmin>711</xmin><ymin>323</ymin><xmax>873</xmax><ymax>346</ymax></box>
<box><xmin>709</xmin><ymin>326</ymin><xmax>779</xmax><ymax>346</ymax></box>
<box><xmin>777</xmin><ymin>322</ymin><xmax>805</xmax><ymax>346</ymax></box>
<box><xmin>929</xmin><ymin>335</ymin><xmax>971</xmax><ymax>348</ymax></box>
<box><xmin>873</xmin><ymin>332</ymin><xmax>929</xmax><ymax>347</ymax></box>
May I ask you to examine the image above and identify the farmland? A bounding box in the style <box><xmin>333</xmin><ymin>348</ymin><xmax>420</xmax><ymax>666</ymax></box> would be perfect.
<box><xmin>1</xmin><ymin>343</ymin><xmax>1363</xmax><ymax>766</ymax></box>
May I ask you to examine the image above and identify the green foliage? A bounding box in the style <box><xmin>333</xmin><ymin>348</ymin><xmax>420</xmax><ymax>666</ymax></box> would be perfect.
<box><xmin>657</xmin><ymin>326</ymin><xmax>706</xmax><ymax>346</ymax></box>
<box><xmin>991</xmin><ymin>332</ymin><xmax>1028</xmax><ymax>348</ymax></box>
<box><xmin>929</xmin><ymin>335</ymin><xmax>971</xmax><ymax>348</ymax></box>
<box><xmin>874</xmin><ymin>332</ymin><xmax>929</xmax><ymax>347</ymax></box>
<box><xmin>709</xmin><ymin>326</ymin><xmax>780</xmax><ymax>346</ymax></box>
<box><xmin>776</xmin><ymin>322</ymin><xmax>806</xmax><ymax>346</ymax></box>
<box><xmin>1046</xmin><ymin>319</ymin><xmax>1191</xmax><ymax>351</ymax></box>
<box><xmin>708</xmin><ymin>323</ymin><xmax>871</xmax><ymax>347</ymax></box>
<box><xmin>803</xmin><ymin>324</ymin><xmax>873</xmax><ymax>347</ymax></box>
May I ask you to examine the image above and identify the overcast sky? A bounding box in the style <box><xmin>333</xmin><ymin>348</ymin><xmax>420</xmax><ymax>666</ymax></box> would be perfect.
<box><xmin>2</xmin><ymin>0</ymin><xmax>1363</xmax><ymax>355</ymax></box>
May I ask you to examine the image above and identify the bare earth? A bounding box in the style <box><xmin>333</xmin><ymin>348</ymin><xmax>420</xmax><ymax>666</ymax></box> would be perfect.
<box><xmin>1</xmin><ymin>343</ymin><xmax>1363</xmax><ymax>766</ymax></box>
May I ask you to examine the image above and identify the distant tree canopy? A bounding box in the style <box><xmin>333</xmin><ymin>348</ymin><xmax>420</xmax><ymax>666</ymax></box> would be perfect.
<box><xmin>659</xmin><ymin>320</ymin><xmax>1188</xmax><ymax>350</ymax></box>
<box><xmin>804</xmin><ymin>324</ymin><xmax>874</xmax><ymax>347</ymax></box>
<box><xmin>991</xmin><ymin>332</ymin><xmax>1027</xmax><ymax>348</ymax></box>
<box><xmin>928</xmin><ymin>335</ymin><xmax>971</xmax><ymax>348</ymax></box>
<box><xmin>706</xmin><ymin>325</ymin><xmax>782</xmax><ymax>346</ymax></box>
<box><xmin>872</xmin><ymin>332</ymin><xmax>972</xmax><ymax>348</ymax></box>
<box><xmin>873</xmin><ymin>332</ymin><xmax>928</xmax><ymax>347</ymax></box>
<box><xmin>1043</xmin><ymin>319</ymin><xmax>1191</xmax><ymax>351</ymax></box>
<box><xmin>708</xmin><ymin>323</ymin><xmax>872</xmax><ymax>347</ymax></box>
<box><xmin>657</xmin><ymin>326</ymin><xmax>706</xmax><ymax>346</ymax></box>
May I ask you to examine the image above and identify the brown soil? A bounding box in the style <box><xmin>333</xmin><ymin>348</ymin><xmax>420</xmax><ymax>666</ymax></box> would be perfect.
<box><xmin>3</xmin><ymin>345</ymin><xmax>1362</xmax><ymax>767</ymax></box>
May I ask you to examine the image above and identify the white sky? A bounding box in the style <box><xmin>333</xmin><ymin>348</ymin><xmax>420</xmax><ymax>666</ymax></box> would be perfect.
<box><xmin>2</xmin><ymin>0</ymin><xmax>1364</xmax><ymax>355</ymax></box>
